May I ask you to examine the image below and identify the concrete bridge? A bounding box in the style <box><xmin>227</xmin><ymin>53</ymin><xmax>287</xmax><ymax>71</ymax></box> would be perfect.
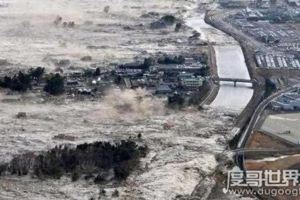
<box><xmin>212</xmin><ymin>77</ymin><xmax>257</xmax><ymax>87</ymax></box>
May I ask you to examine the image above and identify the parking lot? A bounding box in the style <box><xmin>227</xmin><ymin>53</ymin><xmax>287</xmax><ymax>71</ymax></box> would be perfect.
<box><xmin>226</xmin><ymin>7</ymin><xmax>300</xmax><ymax>69</ymax></box>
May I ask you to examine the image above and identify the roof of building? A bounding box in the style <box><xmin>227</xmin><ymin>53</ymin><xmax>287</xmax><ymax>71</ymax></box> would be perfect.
<box><xmin>156</xmin><ymin>84</ymin><xmax>172</xmax><ymax>93</ymax></box>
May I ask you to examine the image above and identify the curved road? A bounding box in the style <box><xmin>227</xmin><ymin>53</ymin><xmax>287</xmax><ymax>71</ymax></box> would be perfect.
<box><xmin>237</xmin><ymin>85</ymin><xmax>300</xmax><ymax>149</ymax></box>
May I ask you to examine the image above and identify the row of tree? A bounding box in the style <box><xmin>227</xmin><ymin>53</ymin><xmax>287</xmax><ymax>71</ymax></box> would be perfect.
<box><xmin>0</xmin><ymin>67</ymin><xmax>64</xmax><ymax>95</ymax></box>
<box><xmin>0</xmin><ymin>67</ymin><xmax>44</xmax><ymax>92</ymax></box>
<box><xmin>3</xmin><ymin>140</ymin><xmax>148</xmax><ymax>183</ymax></box>
<box><xmin>157</xmin><ymin>55</ymin><xmax>185</xmax><ymax>65</ymax></box>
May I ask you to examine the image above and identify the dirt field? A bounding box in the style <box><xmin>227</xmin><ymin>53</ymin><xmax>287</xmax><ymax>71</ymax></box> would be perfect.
<box><xmin>245</xmin><ymin>131</ymin><xmax>294</xmax><ymax>150</ymax></box>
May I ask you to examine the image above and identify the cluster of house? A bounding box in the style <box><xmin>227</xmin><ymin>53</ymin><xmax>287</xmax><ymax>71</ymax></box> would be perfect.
<box><xmin>220</xmin><ymin>0</ymin><xmax>300</xmax><ymax>8</ymax></box>
<box><xmin>226</xmin><ymin>5</ymin><xmax>300</xmax><ymax>69</ymax></box>
<box><xmin>61</xmin><ymin>55</ymin><xmax>208</xmax><ymax>99</ymax></box>
<box><xmin>231</xmin><ymin>19</ymin><xmax>281</xmax><ymax>44</ymax></box>
<box><xmin>271</xmin><ymin>88</ymin><xmax>300</xmax><ymax>111</ymax></box>
<box><xmin>287</xmin><ymin>0</ymin><xmax>300</xmax><ymax>6</ymax></box>
<box><xmin>219</xmin><ymin>0</ymin><xmax>250</xmax><ymax>8</ymax></box>
<box><xmin>230</xmin><ymin>7</ymin><xmax>300</xmax><ymax>45</ymax></box>
<box><xmin>65</xmin><ymin>70</ymin><xmax>114</xmax><ymax>96</ymax></box>
<box><xmin>115</xmin><ymin>57</ymin><xmax>207</xmax><ymax>96</ymax></box>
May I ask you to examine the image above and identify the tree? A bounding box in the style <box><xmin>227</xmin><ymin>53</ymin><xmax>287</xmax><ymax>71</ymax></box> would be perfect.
<box><xmin>265</xmin><ymin>79</ymin><xmax>276</xmax><ymax>97</ymax></box>
<box><xmin>137</xmin><ymin>133</ymin><xmax>142</xmax><ymax>139</ymax></box>
<box><xmin>83</xmin><ymin>69</ymin><xmax>94</xmax><ymax>77</ymax></box>
<box><xmin>175</xmin><ymin>23</ymin><xmax>182</xmax><ymax>32</ymax></box>
<box><xmin>10</xmin><ymin>72</ymin><xmax>32</xmax><ymax>92</ymax></box>
<box><xmin>0</xmin><ymin>76</ymin><xmax>12</xmax><ymax>88</ymax></box>
<box><xmin>112</xmin><ymin>189</ymin><xmax>119</xmax><ymax>197</ymax></box>
<box><xmin>114</xmin><ymin>162</ymin><xmax>131</xmax><ymax>179</ymax></box>
<box><xmin>71</xmin><ymin>171</ymin><xmax>80</xmax><ymax>181</ymax></box>
<box><xmin>142</xmin><ymin>57</ymin><xmax>154</xmax><ymax>70</ymax></box>
<box><xmin>29</xmin><ymin>67</ymin><xmax>45</xmax><ymax>82</ymax></box>
<box><xmin>4</xmin><ymin>140</ymin><xmax>147</xmax><ymax>182</ymax></box>
<box><xmin>198</xmin><ymin>66</ymin><xmax>210</xmax><ymax>76</ymax></box>
<box><xmin>94</xmin><ymin>67</ymin><xmax>101</xmax><ymax>76</ymax></box>
<box><xmin>161</xmin><ymin>15</ymin><xmax>176</xmax><ymax>25</ymax></box>
<box><xmin>168</xmin><ymin>93</ymin><xmax>185</xmax><ymax>107</ymax></box>
<box><xmin>158</xmin><ymin>55</ymin><xmax>185</xmax><ymax>65</ymax></box>
<box><xmin>0</xmin><ymin>68</ymin><xmax>44</xmax><ymax>91</ymax></box>
<box><xmin>44</xmin><ymin>73</ymin><xmax>65</xmax><ymax>95</ymax></box>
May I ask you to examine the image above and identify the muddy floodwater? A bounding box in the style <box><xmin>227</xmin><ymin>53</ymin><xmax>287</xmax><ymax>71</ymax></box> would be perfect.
<box><xmin>0</xmin><ymin>1</ymin><xmax>238</xmax><ymax>200</ymax></box>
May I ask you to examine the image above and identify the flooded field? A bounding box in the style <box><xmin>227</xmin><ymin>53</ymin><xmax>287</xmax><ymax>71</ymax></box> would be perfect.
<box><xmin>0</xmin><ymin>90</ymin><xmax>234</xmax><ymax>200</ymax></box>
<box><xmin>0</xmin><ymin>0</ymin><xmax>240</xmax><ymax>199</ymax></box>
<box><xmin>0</xmin><ymin>0</ymin><xmax>195</xmax><ymax>73</ymax></box>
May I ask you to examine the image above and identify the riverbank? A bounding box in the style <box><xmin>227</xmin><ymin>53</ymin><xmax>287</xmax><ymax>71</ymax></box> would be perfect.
<box><xmin>181</xmin><ymin>5</ymin><xmax>256</xmax><ymax>200</ymax></box>
<box><xmin>186</xmin><ymin>12</ymin><xmax>253</xmax><ymax>114</ymax></box>
<box><xmin>204</xmin><ymin>9</ymin><xmax>266</xmax><ymax>143</ymax></box>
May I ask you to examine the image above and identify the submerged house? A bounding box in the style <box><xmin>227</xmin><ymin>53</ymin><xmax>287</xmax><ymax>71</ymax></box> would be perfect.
<box><xmin>155</xmin><ymin>84</ymin><xmax>173</xmax><ymax>95</ymax></box>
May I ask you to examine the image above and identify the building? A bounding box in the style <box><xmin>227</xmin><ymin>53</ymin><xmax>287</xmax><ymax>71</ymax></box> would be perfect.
<box><xmin>157</xmin><ymin>64</ymin><xmax>204</xmax><ymax>74</ymax></box>
<box><xmin>271</xmin><ymin>90</ymin><xmax>300</xmax><ymax>110</ymax></box>
<box><xmin>256</xmin><ymin>0</ymin><xmax>271</xmax><ymax>8</ymax></box>
<box><xmin>219</xmin><ymin>0</ymin><xmax>252</xmax><ymax>8</ymax></box>
<box><xmin>155</xmin><ymin>84</ymin><xmax>173</xmax><ymax>95</ymax></box>
<box><xmin>287</xmin><ymin>0</ymin><xmax>300</xmax><ymax>6</ymax></box>
<box><xmin>177</xmin><ymin>72</ymin><xmax>195</xmax><ymax>80</ymax></box>
<box><xmin>179</xmin><ymin>76</ymin><xmax>204</xmax><ymax>89</ymax></box>
<box><xmin>244</xmin><ymin>8</ymin><xmax>265</xmax><ymax>21</ymax></box>
<box><xmin>115</xmin><ymin>68</ymin><xmax>143</xmax><ymax>77</ymax></box>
